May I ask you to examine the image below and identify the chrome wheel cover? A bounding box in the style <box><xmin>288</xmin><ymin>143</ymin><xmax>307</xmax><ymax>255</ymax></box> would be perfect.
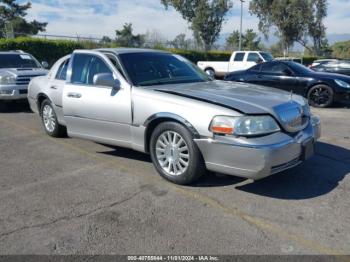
<box><xmin>42</xmin><ymin>104</ymin><xmax>56</xmax><ymax>133</ymax></box>
<box><xmin>155</xmin><ymin>131</ymin><xmax>190</xmax><ymax>176</ymax></box>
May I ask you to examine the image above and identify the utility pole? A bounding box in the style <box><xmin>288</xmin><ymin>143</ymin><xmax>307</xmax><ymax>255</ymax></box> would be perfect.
<box><xmin>239</xmin><ymin>0</ymin><xmax>245</xmax><ymax>51</ymax></box>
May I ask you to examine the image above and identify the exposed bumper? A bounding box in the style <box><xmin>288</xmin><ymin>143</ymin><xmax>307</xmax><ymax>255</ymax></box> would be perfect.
<box><xmin>0</xmin><ymin>85</ymin><xmax>28</xmax><ymax>100</ymax></box>
<box><xmin>195</xmin><ymin>116</ymin><xmax>321</xmax><ymax>180</ymax></box>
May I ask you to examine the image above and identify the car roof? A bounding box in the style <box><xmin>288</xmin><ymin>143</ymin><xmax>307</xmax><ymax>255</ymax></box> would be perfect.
<box><xmin>96</xmin><ymin>48</ymin><xmax>170</xmax><ymax>55</ymax></box>
<box><xmin>0</xmin><ymin>51</ymin><xmax>29</xmax><ymax>55</ymax></box>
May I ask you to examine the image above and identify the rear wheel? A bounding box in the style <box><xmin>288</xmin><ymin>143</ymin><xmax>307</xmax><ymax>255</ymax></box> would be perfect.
<box><xmin>307</xmin><ymin>85</ymin><xmax>334</xmax><ymax>108</ymax></box>
<box><xmin>150</xmin><ymin>122</ymin><xmax>206</xmax><ymax>185</ymax></box>
<box><xmin>40</xmin><ymin>99</ymin><xmax>66</xmax><ymax>137</ymax></box>
<box><xmin>205</xmin><ymin>68</ymin><xmax>215</xmax><ymax>78</ymax></box>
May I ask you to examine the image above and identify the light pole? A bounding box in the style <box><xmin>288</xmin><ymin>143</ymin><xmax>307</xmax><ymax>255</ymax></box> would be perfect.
<box><xmin>239</xmin><ymin>0</ymin><xmax>245</xmax><ymax>51</ymax></box>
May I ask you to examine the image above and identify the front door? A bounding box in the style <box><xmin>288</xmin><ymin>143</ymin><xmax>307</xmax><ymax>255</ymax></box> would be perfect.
<box><xmin>62</xmin><ymin>51</ymin><xmax>132</xmax><ymax>147</ymax></box>
<box><xmin>257</xmin><ymin>62</ymin><xmax>297</xmax><ymax>92</ymax></box>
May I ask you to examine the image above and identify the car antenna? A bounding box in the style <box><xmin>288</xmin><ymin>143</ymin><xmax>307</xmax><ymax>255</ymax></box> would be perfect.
<box><xmin>290</xmin><ymin>90</ymin><xmax>293</xmax><ymax>101</ymax></box>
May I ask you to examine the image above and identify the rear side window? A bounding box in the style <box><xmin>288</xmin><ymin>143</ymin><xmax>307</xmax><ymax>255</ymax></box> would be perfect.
<box><xmin>234</xmin><ymin>53</ymin><xmax>245</xmax><ymax>62</ymax></box>
<box><xmin>247</xmin><ymin>53</ymin><xmax>261</xmax><ymax>63</ymax></box>
<box><xmin>71</xmin><ymin>54</ymin><xmax>112</xmax><ymax>85</ymax></box>
<box><xmin>55</xmin><ymin>59</ymin><xmax>69</xmax><ymax>80</ymax></box>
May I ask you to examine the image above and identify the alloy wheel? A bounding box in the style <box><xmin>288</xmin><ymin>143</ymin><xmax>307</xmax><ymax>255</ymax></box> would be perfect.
<box><xmin>155</xmin><ymin>131</ymin><xmax>190</xmax><ymax>176</ymax></box>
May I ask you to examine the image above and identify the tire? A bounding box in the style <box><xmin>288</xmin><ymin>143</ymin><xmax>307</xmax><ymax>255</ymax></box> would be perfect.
<box><xmin>150</xmin><ymin>121</ymin><xmax>206</xmax><ymax>185</ymax></box>
<box><xmin>307</xmin><ymin>84</ymin><xmax>334</xmax><ymax>108</ymax></box>
<box><xmin>40</xmin><ymin>99</ymin><xmax>66</xmax><ymax>137</ymax></box>
<box><xmin>205</xmin><ymin>68</ymin><xmax>215</xmax><ymax>78</ymax></box>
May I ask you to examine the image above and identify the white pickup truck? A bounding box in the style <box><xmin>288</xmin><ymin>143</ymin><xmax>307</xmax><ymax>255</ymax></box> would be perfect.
<box><xmin>197</xmin><ymin>51</ymin><xmax>274</xmax><ymax>77</ymax></box>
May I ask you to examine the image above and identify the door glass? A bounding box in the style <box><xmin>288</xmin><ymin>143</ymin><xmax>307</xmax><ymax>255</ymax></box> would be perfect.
<box><xmin>234</xmin><ymin>53</ymin><xmax>245</xmax><ymax>62</ymax></box>
<box><xmin>261</xmin><ymin>62</ymin><xmax>292</xmax><ymax>75</ymax></box>
<box><xmin>55</xmin><ymin>59</ymin><xmax>69</xmax><ymax>80</ymax></box>
<box><xmin>71</xmin><ymin>54</ymin><xmax>113</xmax><ymax>85</ymax></box>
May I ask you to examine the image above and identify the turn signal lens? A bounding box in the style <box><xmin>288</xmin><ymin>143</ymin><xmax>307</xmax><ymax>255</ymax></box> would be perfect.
<box><xmin>209</xmin><ymin>116</ymin><xmax>235</xmax><ymax>135</ymax></box>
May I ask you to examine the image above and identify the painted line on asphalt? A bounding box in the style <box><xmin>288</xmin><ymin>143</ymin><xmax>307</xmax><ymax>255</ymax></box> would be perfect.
<box><xmin>0</xmin><ymin>116</ymin><xmax>348</xmax><ymax>258</ymax></box>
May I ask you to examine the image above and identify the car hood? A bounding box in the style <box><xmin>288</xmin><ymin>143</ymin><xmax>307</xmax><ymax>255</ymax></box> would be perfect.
<box><xmin>151</xmin><ymin>80</ymin><xmax>309</xmax><ymax>133</ymax></box>
<box><xmin>310</xmin><ymin>71</ymin><xmax>350</xmax><ymax>82</ymax></box>
<box><xmin>151</xmin><ymin>80</ymin><xmax>306</xmax><ymax>115</ymax></box>
<box><xmin>0</xmin><ymin>68</ymin><xmax>48</xmax><ymax>77</ymax></box>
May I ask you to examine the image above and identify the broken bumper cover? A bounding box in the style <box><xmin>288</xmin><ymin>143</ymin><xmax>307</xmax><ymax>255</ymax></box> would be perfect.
<box><xmin>195</xmin><ymin>116</ymin><xmax>321</xmax><ymax>180</ymax></box>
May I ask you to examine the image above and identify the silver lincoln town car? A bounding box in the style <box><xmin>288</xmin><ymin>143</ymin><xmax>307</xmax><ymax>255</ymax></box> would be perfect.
<box><xmin>28</xmin><ymin>48</ymin><xmax>321</xmax><ymax>185</ymax></box>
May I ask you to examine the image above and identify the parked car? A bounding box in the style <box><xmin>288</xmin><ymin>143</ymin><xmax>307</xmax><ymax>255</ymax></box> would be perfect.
<box><xmin>197</xmin><ymin>51</ymin><xmax>274</xmax><ymax>77</ymax></box>
<box><xmin>310</xmin><ymin>59</ymin><xmax>339</xmax><ymax>67</ymax></box>
<box><xmin>225</xmin><ymin>60</ymin><xmax>350</xmax><ymax>108</ymax></box>
<box><xmin>310</xmin><ymin>60</ymin><xmax>350</xmax><ymax>76</ymax></box>
<box><xmin>0</xmin><ymin>51</ymin><xmax>48</xmax><ymax>101</ymax></box>
<box><xmin>28</xmin><ymin>48</ymin><xmax>320</xmax><ymax>185</ymax></box>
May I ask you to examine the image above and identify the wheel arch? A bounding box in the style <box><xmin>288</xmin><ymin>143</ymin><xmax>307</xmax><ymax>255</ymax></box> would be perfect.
<box><xmin>305</xmin><ymin>81</ymin><xmax>333</xmax><ymax>96</ymax></box>
<box><xmin>143</xmin><ymin>113</ymin><xmax>200</xmax><ymax>153</ymax></box>
<box><xmin>36</xmin><ymin>93</ymin><xmax>51</xmax><ymax>115</ymax></box>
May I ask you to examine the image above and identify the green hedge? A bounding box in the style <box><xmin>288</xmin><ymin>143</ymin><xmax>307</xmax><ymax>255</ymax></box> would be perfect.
<box><xmin>0</xmin><ymin>37</ymin><xmax>88</xmax><ymax>65</ymax></box>
<box><xmin>0</xmin><ymin>37</ymin><xmax>319</xmax><ymax>67</ymax></box>
<box><xmin>332</xmin><ymin>40</ymin><xmax>350</xmax><ymax>59</ymax></box>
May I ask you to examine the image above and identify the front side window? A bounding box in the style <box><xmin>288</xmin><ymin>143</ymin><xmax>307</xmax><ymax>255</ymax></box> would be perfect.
<box><xmin>71</xmin><ymin>54</ymin><xmax>112</xmax><ymax>85</ymax></box>
<box><xmin>234</xmin><ymin>52</ymin><xmax>245</xmax><ymax>62</ymax></box>
<box><xmin>118</xmin><ymin>52</ymin><xmax>210</xmax><ymax>87</ymax></box>
<box><xmin>0</xmin><ymin>54</ymin><xmax>41</xmax><ymax>69</ymax></box>
<box><xmin>55</xmin><ymin>59</ymin><xmax>69</xmax><ymax>80</ymax></box>
<box><xmin>259</xmin><ymin>52</ymin><xmax>274</xmax><ymax>62</ymax></box>
<box><xmin>261</xmin><ymin>62</ymin><xmax>292</xmax><ymax>75</ymax></box>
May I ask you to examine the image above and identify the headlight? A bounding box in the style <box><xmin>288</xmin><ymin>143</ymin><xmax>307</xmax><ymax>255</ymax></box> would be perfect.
<box><xmin>209</xmin><ymin>115</ymin><xmax>280</xmax><ymax>136</ymax></box>
<box><xmin>0</xmin><ymin>75</ymin><xmax>16</xmax><ymax>85</ymax></box>
<box><xmin>335</xmin><ymin>79</ymin><xmax>350</xmax><ymax>88</ymax></box>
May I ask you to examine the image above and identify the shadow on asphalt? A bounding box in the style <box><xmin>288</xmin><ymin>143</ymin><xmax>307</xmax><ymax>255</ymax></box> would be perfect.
<box><xmin>0</xmin><ymin>100</ymin><xmax>32</xmax><ymax>113</ymax></box>
<box><xmin>236</xmin><ymin>142</ymin><xmax>350</xmax><ymax>200</ymax></box>
<box><xmin>99</xmin><ymin>142</ymin><xmax>350</xmax><ymax>197</ymax></box>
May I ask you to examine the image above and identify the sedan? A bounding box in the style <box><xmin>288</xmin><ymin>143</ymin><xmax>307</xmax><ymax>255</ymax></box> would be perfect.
<box><xmin>310</xmin><ymin>60</ymin><xmax>350</xmax><ymax>76</ymax></box>
<box><xmin>225</xmin><ymin>61</ymin><xmax>350</xmax><ymax>108</ymax></box>
<box><xmin>28</xmin><ymin>49</ymin><xmax>320</xmax><ymax>185</ymax></box>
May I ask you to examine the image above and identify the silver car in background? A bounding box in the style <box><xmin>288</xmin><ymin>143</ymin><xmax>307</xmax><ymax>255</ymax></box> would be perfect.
<box><xmin>0</xmin><ymin>51</ymin><xmax>48</xmax><ymax>100</ymax></box>
<box><xmin>28</xmin><ymin>48</ymin><xmax>321</xmax><ymax>185</ymax></box>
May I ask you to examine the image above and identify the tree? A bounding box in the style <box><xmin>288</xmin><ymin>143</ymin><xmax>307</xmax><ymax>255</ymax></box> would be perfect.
<box><xmin>0</xmin><ymin>0</ymin><xmax>47</xmax><ymax>37</ymax></box>
<box><xmin>161</xmin><ymin>0</ymin><xmax>233</xmax><ymax>51</ymax></box>
<box><xmin>225</xmin><ymin>29</ymin><xmax>261</xmax><ymax>51</ymax></box>
<box><xmin>115</xmin><ymin>23</ymin><xmax>145</xmax><ymax>47</ymax></box>
<box><xmin>249</xmin><ymin>0</ymin><xmax>310</xmax><ymax>55</ymax></box>
<box><xmin>307</xmin><ymin>0</ymin><xmax>328</xmax><ymax>56</ymax></box>
<box><xmin>168</xmin><ymin>33</ymin><xmax>192</xmax><ymax>49</ymax></box>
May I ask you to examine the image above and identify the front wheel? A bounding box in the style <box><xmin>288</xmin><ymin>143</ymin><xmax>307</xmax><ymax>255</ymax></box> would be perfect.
<box><xmin>307</xmin><ymin>85</ymin><xmax>334</xmax><ymax>108</ymax></box>
<box><xmin>40</xmin><ymin>99</ymin><xmax>66</xmax><ymax>137</ymax></box>
<box><xmin>150</xmin><ymin>122</ymin><xmax>206</xmax><ymax>185</ymax></box>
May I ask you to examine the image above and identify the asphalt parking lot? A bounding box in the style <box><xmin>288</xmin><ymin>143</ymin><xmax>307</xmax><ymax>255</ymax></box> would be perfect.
<box><xmin>0</xmin><ymin>101</ymin><xmax>349</xmax><ymax>255</ymax></box>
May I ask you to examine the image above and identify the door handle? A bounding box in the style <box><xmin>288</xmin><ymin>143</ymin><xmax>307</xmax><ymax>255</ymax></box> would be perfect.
<box><xmin>50</xmin><ymin>85</ymin><xmax>58</xmax><ymax>90</ymax></box>
<box><xmin>67</xmin><ymin>92</ymin><xmax>82</xmax><ymax>98</ymax></box>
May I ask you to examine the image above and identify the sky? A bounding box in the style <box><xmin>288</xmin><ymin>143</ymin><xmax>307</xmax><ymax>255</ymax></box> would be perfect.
<box><xmin>20</xmin><ymin>0</ymin><xmax>350</xmax><ymax>41</ymax></box>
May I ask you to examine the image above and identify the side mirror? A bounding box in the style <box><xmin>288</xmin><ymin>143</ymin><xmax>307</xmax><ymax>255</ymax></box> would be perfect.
<box><xmin>41</xmin><ymin>61</ymin><xmax>49</xmax><ymax>69</ymax></box>
<box><xmin>93</xmin><ymin>73</ymin><xmax>120</xmax><ymax>89</ymax></box>
<box><xmin>256</xmin><ymin>58</ymin><xmax>264</xmax><ymax>64</ymax></box>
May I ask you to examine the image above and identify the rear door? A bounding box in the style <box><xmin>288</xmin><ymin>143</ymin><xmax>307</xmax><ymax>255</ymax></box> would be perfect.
<box><xmin>62</xmin><ymin>51</ymin><xmax>132</xmax><ymax>147</ymax></box>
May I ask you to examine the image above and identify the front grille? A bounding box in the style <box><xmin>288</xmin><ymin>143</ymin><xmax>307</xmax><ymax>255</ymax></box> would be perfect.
<box><xmin>274</xmin><ymin>102</ymin><xmax>309</xmax><ymax>133</ymax></box>
<box><xmin>19</xmin><ymin>89</ymin><xmax>28</xmax><ymax>94</ymax></box>
<box><xmin>16</xmin><ymin>75</ymin><xmax>42</xmax><ymax>85</ymax></box>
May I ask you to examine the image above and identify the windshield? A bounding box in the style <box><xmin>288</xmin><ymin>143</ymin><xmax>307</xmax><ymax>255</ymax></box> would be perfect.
<box><xmin>260</xmin><ymin>52</ymin><xmax>274</xmax><ymax>62</ymax></box>
<box><xmin>118</xmin><ymin>52</ymin><xmax>211</xmax><ymax>86</ymax></box>
<box><xmin>0</xmin><ymin>54</ymin><xmax>41</xmax><ymax>69</ymax></box>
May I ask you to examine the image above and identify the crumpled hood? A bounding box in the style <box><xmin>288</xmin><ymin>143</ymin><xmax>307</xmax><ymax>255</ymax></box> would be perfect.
<box><xmin>151</xmin><ymin>80</ymin><xmax>306</xmax><ymax>116</ymax></box>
